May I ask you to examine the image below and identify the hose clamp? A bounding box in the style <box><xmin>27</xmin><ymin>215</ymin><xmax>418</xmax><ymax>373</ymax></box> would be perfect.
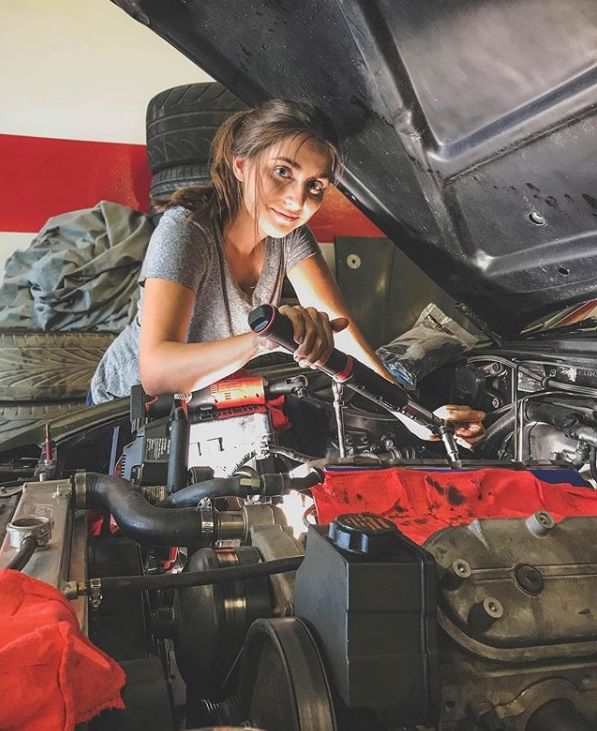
<box><xmin>199</xmin><ymin>507</ymin><xmax>216</xmax><ymax>546</ymax></box>
<box><xmin>7</xmin><ymin>515</ymin><xmax>53</xmax><ymax>550</ymax></box>
<box><xmin>89</xmin><ymin>578</ymin><xmax>103</xmax><ymax>609</ymax></box>
<box><xmin>74</xmin><ymin>470</ymin><xmax>87</xmax><ymax>509</ymax></box>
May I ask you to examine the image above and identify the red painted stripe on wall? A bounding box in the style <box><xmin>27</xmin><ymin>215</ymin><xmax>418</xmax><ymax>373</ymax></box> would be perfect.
<box><xmin>0</xmin><ymin>134</ymin><xmax>152</xmax><ymax>231</ymax></box>
<box><xmin>0</xmin><ymin>134</ymin><xmax>384</xmax><ymax>240</ymax></box>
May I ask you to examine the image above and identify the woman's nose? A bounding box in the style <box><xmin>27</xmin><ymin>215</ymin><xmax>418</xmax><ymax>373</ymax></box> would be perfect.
<box><xmin>284</xmin><ymin>181</ymin><xmax>306</xmax><ymax>210</ymax></box>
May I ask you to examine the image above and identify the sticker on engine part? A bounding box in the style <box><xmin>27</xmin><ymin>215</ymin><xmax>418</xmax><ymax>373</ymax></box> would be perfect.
<box><xmin>144</xmin><ymin>436</ymin><xmax>170</xmax><ymax>461</ymax></box>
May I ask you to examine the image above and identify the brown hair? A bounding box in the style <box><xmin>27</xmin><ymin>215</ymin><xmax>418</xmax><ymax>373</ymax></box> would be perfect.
<box><xmin>159</xmin><ymin>98</ymin><xmax>342</xmax><ymax>224</ymax></box>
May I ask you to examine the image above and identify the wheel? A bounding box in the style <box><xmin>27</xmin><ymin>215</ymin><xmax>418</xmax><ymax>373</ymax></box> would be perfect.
<box><xmin>150</xmin><ymin>162</ymin><xmax>211</xmax><ymax>203</ymax></box>
<box><xmin>0</xmin><ymin>331</ymin><xmax>114</xmax><ymax>401</ymax></box>
<box><xmin>0</xmin><ymin>400</ymin><xmax>86</xmax><ymax>441</ymax></box>
<box><xmin>146</xmin><ymin>82</ymin><xmax>246</xmax><ymax>174</ymax></box>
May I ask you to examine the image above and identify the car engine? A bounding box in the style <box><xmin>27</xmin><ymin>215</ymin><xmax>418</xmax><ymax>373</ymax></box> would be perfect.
<box><xmin>1</xmin><ymin>326</ymin><xmax>597</xmax><ymax>731</ymax></box>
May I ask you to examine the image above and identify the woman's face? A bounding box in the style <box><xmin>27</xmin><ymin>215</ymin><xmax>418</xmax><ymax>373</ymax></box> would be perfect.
<box><xmin>233</xmin><ymin>135</ymin><xmax>332</xmax><ymax>239</ymax></box>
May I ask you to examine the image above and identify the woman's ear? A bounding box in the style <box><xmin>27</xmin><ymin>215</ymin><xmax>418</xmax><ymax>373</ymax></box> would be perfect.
<box><xmin>232</xmin><ymin>156</ymin><xmax>246</xmax><ymax>182</ymax></box>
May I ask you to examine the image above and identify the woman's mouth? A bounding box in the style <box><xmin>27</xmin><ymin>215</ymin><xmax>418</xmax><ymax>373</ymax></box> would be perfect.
<box><xmin>270</xmin><ymin>208</ymin><xmax>300</xmax><ymax>224</ymax></box>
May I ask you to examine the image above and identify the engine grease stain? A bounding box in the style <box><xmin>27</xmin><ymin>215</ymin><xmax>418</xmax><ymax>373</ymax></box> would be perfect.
<box><xmin>579</xmin><ymin>608</ymin><xmax>592</xmax><ymax>616</ymax></box>
<box><xmin>447</xmin><ymin>485</ymin><xmax>466</xmax><ymax>506</ymax></box>
<box><xmin>526</xmin><ymin>182</ymin><xmax>541</xmax><ymax>192</ymax></box>
<box><xmin>393</xmin><ymin>502</ymin><xmax>407</xmax><ymax>514</ymax></box>
<box><xmin>356</xmin><ymin>493</ymin><xmax>364</xmax><ymax>502</ymax></box>
<box><xmin>427</xmin><ymin>476</ymin><xmax>445</xmax><ymax>495</ymax></box>
<box><xmin>582</xmin><ymin>193</ymin><xmax>597</xmax><ymax>210</ymax></box>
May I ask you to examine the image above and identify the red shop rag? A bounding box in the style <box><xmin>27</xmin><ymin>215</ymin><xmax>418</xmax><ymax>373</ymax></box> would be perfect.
<box><xmin>0</xmin><ymin>570</ymin><xmax>125</xmax><ymax>731</ymax></box>
<box><xmin>312</xmin><ymin>467</ymin><xmax>597</xmax><ymax>546</ymax></box>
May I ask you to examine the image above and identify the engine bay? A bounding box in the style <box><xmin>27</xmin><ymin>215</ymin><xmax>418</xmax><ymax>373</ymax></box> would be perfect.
<box><xmin>1</xmin><ymin>337</ymin><xmax>597</xmax><ymax>731</ymax></box>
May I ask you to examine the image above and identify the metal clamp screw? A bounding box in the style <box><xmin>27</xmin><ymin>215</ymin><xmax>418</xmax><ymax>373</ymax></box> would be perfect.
<box><xmin>89</xmin><ymin>578</ymin><xmax>103</xmax><ymax>609</ymax></box>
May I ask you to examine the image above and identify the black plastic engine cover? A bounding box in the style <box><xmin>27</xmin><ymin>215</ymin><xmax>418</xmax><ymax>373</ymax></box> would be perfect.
<box><xmin>294</xmin><ymin>518</ymin><xmax>439</xmax><ymax>727</ymax></box>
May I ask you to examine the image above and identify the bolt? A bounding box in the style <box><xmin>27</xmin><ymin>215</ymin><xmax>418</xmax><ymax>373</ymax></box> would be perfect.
<box><xmin>529</xmin><ymin>211</ymin><xmax>546</xmax><ymax>225</ymax></box>
<box><xmin>452</xmin><ymin>559</ymin><xmax>472</xmax><ymax>578</ymax></box>
<box><xmin>346</xmin><ymin>254</ymin><xmax>361</xmax><ymax>270</ymax></box>
<box><xmin>526</xmin><ymin>510</ymin><xmax>555</xmax><ymax>536</ymax></box>
<box><xmin>483</xmin><ymin>597</ymin><xmax>504</xmax><ymax>619</ymax></box>
<box><xmin>468</xmin><ymin>596</ymin><xmax>504</xmax><ymax>632</ymax></box>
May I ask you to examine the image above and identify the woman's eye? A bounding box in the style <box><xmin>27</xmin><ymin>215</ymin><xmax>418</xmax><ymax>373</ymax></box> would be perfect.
<box><xmin>274</xmin><ymin>166</ymin><xmax>290</xmax><ymax>178</ymax></box>
<box><xmin>308</xmin><ymin>181</ymin><xmax>325</xmax><ymax>195</ymax></box>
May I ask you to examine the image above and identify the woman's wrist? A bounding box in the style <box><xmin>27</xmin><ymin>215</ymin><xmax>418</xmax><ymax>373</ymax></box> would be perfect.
<box><xmin>244</xmin><ymin>331</ymin><xmax>267</xmax><ymax>357</ymax></box>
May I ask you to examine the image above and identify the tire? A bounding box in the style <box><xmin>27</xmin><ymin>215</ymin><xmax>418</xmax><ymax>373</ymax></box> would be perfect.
<box><xmin>150</xmin><ymin>163</ymin><xmax>211</xmax><ymax>203</ymax></box>
<box><xmin>0</xmin><ymin>401</ymin><xmax>86</xmax><ymax>442</ymax></box>
<box><xmin>0</xmin><ymin>331</ymin><xmax>115</xmax><ymax>401</ymax></box>
<box><xmin>146</xmin><ymin>82</ymin><xmax>245</xmax><ymax>174</ymax></box>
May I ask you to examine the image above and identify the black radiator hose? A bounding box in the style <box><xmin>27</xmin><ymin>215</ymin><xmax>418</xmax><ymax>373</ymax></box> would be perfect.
<box><xmin>160</xmin><ymin>477</ymin><xmax>249</xmax><ymax>508</ymax></box>
<box><xmin>476</xmin><ymin>409</ymin><xmax>515</xmax><ymax>457</ymax></box>
<box><xmin>526</xmin><ymin>699</ymin><xmax>592</xmax><ymax>731</ymax></box>
<box><xmin>159</xmin><ymin>470</ymin><xmax>323</xmax><ymax>507</ymax></box>
<box><xmin>85</xmin><ymin>472</ymin><xmax>211</xmax><ymax>546</ymax></box>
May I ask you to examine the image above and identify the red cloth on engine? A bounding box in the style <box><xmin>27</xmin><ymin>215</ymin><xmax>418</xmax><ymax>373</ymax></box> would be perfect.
<box><xmin>0</xmin><ymin>570</ymin><xmax>125</xmax><ymax>730</ymax></box>
<box><xmin>312</xmin><ymin>467</ymin><xmax>597</xmax><ymax>545</ymax></box>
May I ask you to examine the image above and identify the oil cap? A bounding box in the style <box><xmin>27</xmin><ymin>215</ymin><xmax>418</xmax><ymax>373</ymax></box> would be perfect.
<box><xmin>328</xmin><ymin>513</ymin><xmax>399</xmax><ymax>554</ymax></box>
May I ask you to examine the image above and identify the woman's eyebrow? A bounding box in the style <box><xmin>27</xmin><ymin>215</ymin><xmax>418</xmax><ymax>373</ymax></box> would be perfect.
<box><xmin>272</xmin><ymin>156</ymin><xmax>330</xmax><ymax>180</ymax></box>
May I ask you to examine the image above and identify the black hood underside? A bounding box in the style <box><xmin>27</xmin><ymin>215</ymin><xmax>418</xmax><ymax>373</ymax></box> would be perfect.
<box><xmin>112</xmin><ymin>0</ymin><xmax>597</xmax><ymax>335</ymax></box>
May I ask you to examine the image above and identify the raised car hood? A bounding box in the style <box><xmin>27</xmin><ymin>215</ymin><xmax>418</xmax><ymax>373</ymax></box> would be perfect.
<box><xmin>112</xmin><ymin>0</ymin><xmax>597</xmax><ymax>335</ymax></box>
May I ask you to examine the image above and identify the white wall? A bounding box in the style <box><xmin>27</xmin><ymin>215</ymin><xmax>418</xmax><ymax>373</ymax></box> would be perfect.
<box><xmin>0</xmin><ymin>0</ymin><xmax>212</xmax><ymax>144</ymax></box>
<box><xmin>0</xmin><ymin>0</ymin><xmax>214</xmax><ymax>275</ymax></box>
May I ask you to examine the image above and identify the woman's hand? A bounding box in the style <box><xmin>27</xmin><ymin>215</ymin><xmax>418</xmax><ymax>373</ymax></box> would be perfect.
<box><xmin>433</xmin><ymin>404</ymin><xmax>486</xmax><ymax>445</ymax></box>
<box><xmin>277</xmin><ymin>304</ymin><xmax>349</xmax><ymax>367</ymax></box>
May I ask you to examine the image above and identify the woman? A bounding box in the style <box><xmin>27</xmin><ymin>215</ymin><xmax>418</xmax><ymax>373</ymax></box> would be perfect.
<box><xmin>90</xmin><ymin>99</ymin><xmax>483</xmax><ymax>442</ymax></box>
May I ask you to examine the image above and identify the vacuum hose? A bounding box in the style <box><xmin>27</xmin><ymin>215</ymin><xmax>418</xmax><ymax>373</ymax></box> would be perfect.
<box><xmin>79</xmin><ymin>556</ymin><xmax>304</xmax><ymax>596</ymax></box>
<box><xmin>85</xmin><ymin>472</ymin><xmax>213</xmax><ymax>546</ymax></box>
<box><xmin>160</xmin><ymin>476</ymin><xmax>251</xmax><ymax>507</ymax></box>
<box><xmin>159</xmin><ymin>471</ymin><xmax>323</xmax><ymax>507</ymax></box>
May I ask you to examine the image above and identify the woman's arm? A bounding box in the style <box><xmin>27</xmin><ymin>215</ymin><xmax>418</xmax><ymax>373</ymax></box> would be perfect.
<box><xmin>139</xmin><ymin>278</ymin><xmax>262</xmax><ymax>395</ymax></box>
<box><xmin>287</xmin><ymin>252</ymin><xmax>391</xmax><ymax>378</ymax></box>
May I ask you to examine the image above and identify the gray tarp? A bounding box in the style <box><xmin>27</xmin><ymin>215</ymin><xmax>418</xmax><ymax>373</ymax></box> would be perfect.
<box><xmin>0</xmin><ymin>201</ymin><xmax>153</xmax><ymax>332</ymax></box>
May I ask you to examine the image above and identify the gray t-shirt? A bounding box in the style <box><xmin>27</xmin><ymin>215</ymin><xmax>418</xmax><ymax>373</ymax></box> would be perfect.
<box><xmin>90</xmin><ymin>206</ymin><xmax>319</xmax><ymax>403</ymax></box>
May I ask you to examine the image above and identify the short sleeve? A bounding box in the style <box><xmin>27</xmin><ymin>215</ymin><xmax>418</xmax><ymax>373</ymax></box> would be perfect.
<box><xmin>284</xmin><ymin>225</ymin><xmax>320</xmax><ymax>272</ymax></box>
<box><xmin>139</xmin><ymin>206</ymin><xmax>212</xmax><ymax>292</ymax></box>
